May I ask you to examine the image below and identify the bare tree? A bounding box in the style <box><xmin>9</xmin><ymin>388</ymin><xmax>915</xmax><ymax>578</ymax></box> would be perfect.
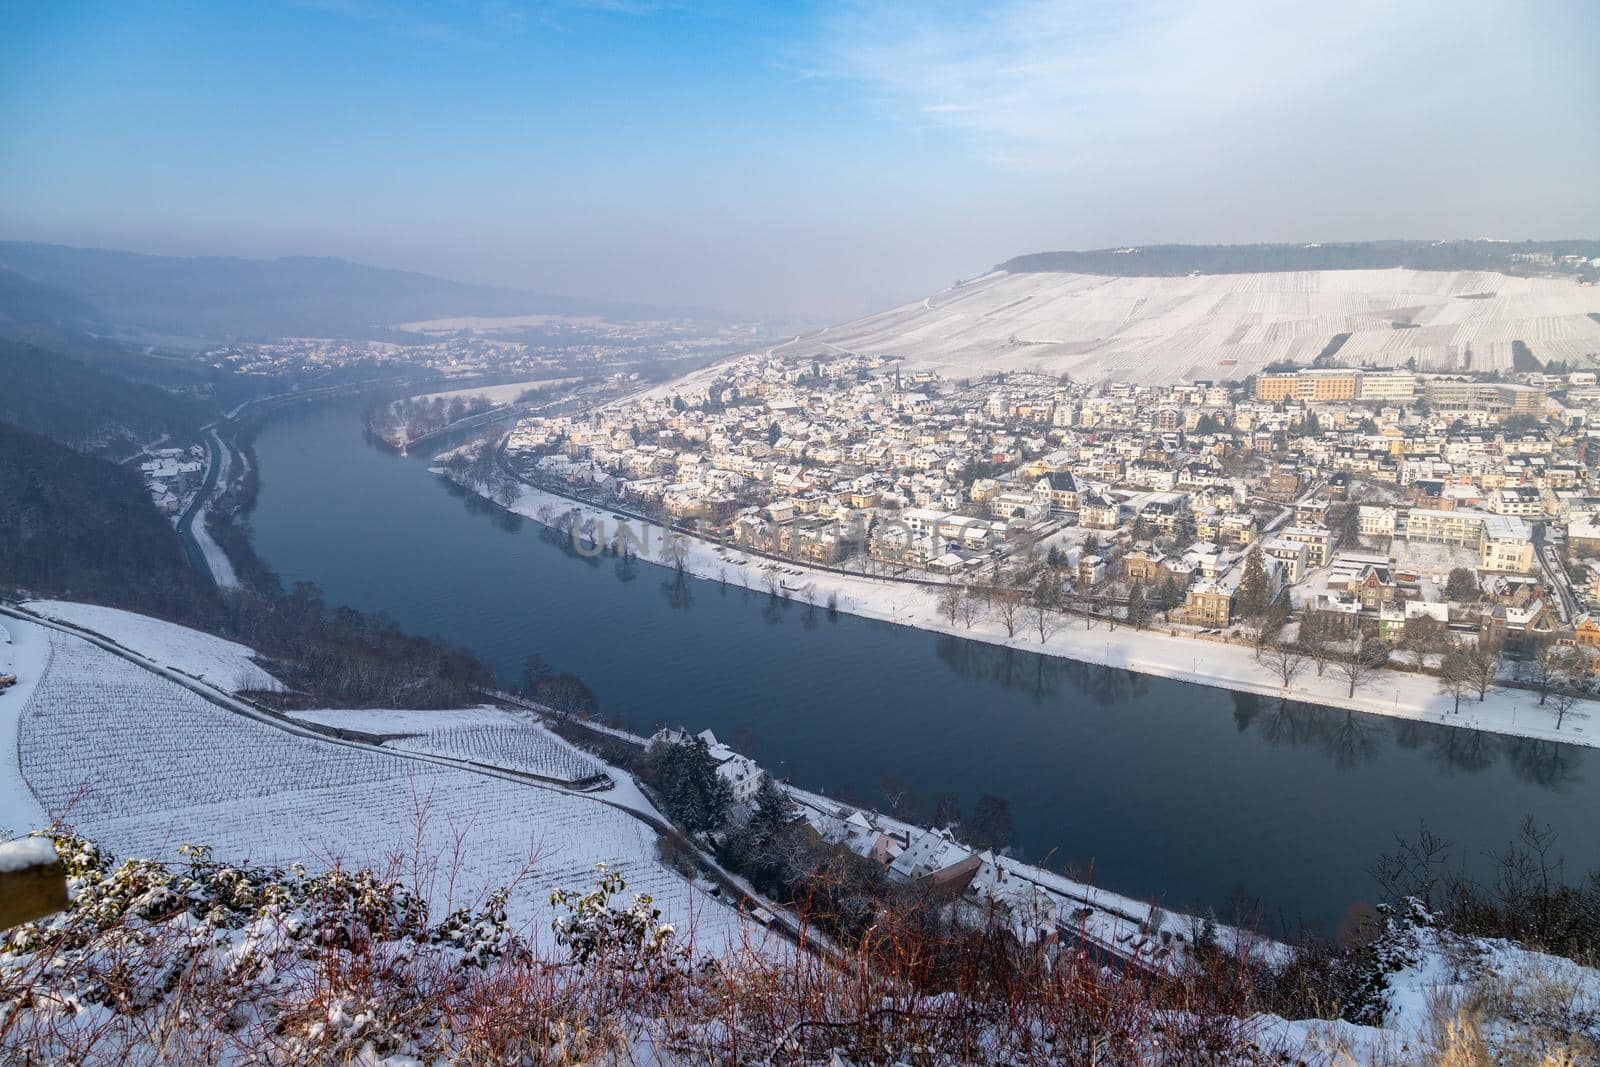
<box><xmin>937</xmin><ymin>582</ymin><xmax>963</xmax><ymax>626</ymax></box>
<box><xmin>1335</xmin><ymin>636</ymin><xmax>1388</xmax><ymax>699</ymax></box>
<box><xmin>1528</xmin><ymin>644</ymin><xmax>1572</xmax><ymax>706</ymax></box>
<box><xmin>1549</xmin><ymin>687</ymin><xmax>1589</xmax><ymax>731</ymax></box>
<box><xmin>1461</xmin><ymin>642</ymin><xmax>1501</xmax><ymax>702</ymax></box>
<box><xmin>1299</xmin><ymin>613</ymin><xmax>1335</xmax><ymax>677</ymax></box>
<box><xmin>1438</xmin><ymin>647</ymin><xmax>1474</xmax><ymax>714</ymax></box>
<box><xmin>880</xmin><ymin>773</ymin><xmax>919</xmax><ymax>819</ymax></box>
<box><xmin>1370</xmin><ymin>821</ymin><xmax>1454</xmax><ymax>911</ymax></box>
<box><xmin>959</xmin><ymin>581</ymin><xmax>983</xmax><ymax>629</ymax></box>
<box><xmin>1262</xmin><ymin>642</ymin><xmax>1309</xmax><ymax>688</ymax></box>
<box><xmin>1073</xmin><ymin>579</ymin><xmax>1099</xmax><ymax>630</ymax></box>
<box><xmin>663</xmin><ymin>532</ymin><xmax>690</xmax><ymax>574</ymax></box>
<box><xmin>1030</xmin><ymin>574</ymin><xmax>1060</xmax><ymax>643</ymax></box>
<box><xmin>992</xmin><ymin>585</ymin><xmax>1024</xmax><ymax>638</ymax></box>
<box><xmin>1399</xmin><ymin>614</ymin><xmax>1447</xmax><ymax>662</ymax></box>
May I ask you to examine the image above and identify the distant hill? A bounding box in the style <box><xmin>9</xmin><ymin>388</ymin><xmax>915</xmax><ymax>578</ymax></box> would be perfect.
<box><xmin>771</xmin><ymin>266</ymin><xmax>1600</xmax><ymax>385</ymax></box>
<box><xmin>0</xmin><ymin>267</ymin><xmax>104</xmax><ymax>329</ymax></box>
<box><xmin>1000</xmin><ymin>240</ymin><xmax>1600</xmax><ymax>277</ymax></box>
<box><xmin>0</xmin><ymin>242</ymin><xmax>711</xmax><ymax>340</ymax></box>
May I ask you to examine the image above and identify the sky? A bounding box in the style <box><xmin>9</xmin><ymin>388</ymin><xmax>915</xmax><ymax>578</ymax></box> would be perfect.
<box><xmin>2</xmin><ymin>1</ymin><xmax>1597</xmax><ymax>319</ymax></box>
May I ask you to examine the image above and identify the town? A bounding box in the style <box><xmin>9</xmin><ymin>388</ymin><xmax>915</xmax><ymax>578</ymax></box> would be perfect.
<box><xmin>494</xmin><ymin>354</ymin><xmax>1600</xmax><ymax>707</ymax></box>
<box><xmin>199</xmin><ymin>317</ymin><xmax>764</xmax><ymax>386</ymax></box>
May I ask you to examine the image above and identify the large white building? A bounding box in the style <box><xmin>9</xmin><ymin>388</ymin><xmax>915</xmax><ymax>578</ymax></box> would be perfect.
<box><xmin>1403</xmin><ymin>508</ymin><xmax>1535</xmax><ymax>574</ymax></box>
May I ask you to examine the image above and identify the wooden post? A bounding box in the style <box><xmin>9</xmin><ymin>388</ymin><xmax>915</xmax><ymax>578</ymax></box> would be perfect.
<box><xmin>0</xmin><ymin>841</ymin><xmax>68</xmax><ymax>930</ymax></box>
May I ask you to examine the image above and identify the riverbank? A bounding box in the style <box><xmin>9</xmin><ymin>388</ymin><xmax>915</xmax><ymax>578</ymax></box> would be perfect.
<box><xmin>445</xmin><ymin>469</ymin><xmax>1596</xmax><ymax>752</ymax></box>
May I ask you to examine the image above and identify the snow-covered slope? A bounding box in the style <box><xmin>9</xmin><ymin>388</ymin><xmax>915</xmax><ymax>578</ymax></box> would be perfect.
<box><xmin>0</xmin><ymin>619</ymin><xmax>50</xmax><ymax>835</ymax></box>
<box><xmin>772</xmin><ymin>269</ymin><xmax>1600</xmax><ymax>383</ymax></box>
<box><xmin>6</xmin><ymin>619</ymin><xmax>747</xmax><ymax>948</ymax></box>
<box><xmin>21</xmin><ymin>600</ymin><xmax>280</xmax><ymax>692</ymax></box>
<box><xmin>1258</xmin><ymin>915</ymin><xmax>1600</xmax><ymax>1062</ymax></box>
<box><xmin>286</xmin><ymin>705</ymin><xmax>519</xmax><ymax>733</ymax></box>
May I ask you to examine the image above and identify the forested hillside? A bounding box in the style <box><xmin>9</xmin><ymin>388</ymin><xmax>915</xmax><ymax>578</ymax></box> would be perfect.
<box><xmin>0</xmin><ymin>341</ymin><xmax>210</xmax><ymax>456</ymax></box>
<box><xmin>0</xmin><ymin>422</ymin><xmax>220</xmax><ymax>621</ymax></box>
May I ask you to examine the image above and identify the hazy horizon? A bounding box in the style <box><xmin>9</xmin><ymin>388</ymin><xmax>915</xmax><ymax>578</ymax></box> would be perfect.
<box><xmin>4</xmin><ymin>1</ymin><xmax>1597</xmax><ymax>319</ymax></box>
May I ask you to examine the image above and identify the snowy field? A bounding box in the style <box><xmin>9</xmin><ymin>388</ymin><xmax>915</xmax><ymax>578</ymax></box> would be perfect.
<box><xmin>287</xmin><ymin>705</ymin><xmax>522</xmax><ymax>733</ymax></box>
<box><xmin>20</xmin><ymin>599</ymin><xmax>279</xmax><ymax>692</ymax></box>
<box><xmin>6</xmin><ymin>618</ymin><xmax>749</xmax><ymax>947</ymax></box>
<box><xmin>468</xmin><ymin>475</ymin><xmax>1599</xmax><ymax>752</ymax></box>
<box><xmin>388</xmin><ymin>721</ymin><xmax>605</xmax><ymax>784</ymax></box>
<box><xmin>410</xmin><ymin>376</ymin><xmax>579</xmax><ymax>406</ymax></box>
<box><xmin>770</xmin><ymin>269</ymin><xmax>1600</xmax><ymax>383</ymax></box>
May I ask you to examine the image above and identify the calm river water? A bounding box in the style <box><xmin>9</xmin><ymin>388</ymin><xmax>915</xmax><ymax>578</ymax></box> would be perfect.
<box><xmin>248</xmin><ymin>400</ymin><xmax>1599</xmax><ymax>933</ymax></box>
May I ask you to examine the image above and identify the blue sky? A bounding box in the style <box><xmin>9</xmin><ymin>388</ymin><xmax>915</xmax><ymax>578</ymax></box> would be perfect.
<box><xmin>3</xmin><ymin>1</ymin><xmax>1597</xmax><ymax>317</ymax></box>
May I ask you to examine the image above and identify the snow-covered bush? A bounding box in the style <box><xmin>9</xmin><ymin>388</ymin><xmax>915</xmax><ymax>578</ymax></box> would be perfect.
<box><xmin>5</xmin><ymin>834</ymin><xmax>1597</xmax><ymax>1064</ymax></box>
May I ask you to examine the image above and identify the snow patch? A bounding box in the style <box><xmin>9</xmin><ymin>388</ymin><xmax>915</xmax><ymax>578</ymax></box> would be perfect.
<box><xmin>0</xmin><ymin>836</ymin><xmax>57</xmax><ymax>872</ymax></box>
<box><xmin>20</xmin><ymin>600</ymin><xmax>281</xmax><ymax>692</ymax></box>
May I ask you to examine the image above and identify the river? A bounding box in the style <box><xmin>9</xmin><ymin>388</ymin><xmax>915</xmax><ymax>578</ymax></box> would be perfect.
<box><xmin>248</xmin><ymin>399</ymin><xmax>1599</xmax><ymax>934</ymax></box>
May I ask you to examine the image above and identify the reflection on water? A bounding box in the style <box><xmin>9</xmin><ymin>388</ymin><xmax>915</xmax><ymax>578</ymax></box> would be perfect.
<box><xmin>930</xmin><ymin>636</ymin><xmax>1586</xmax><ymax>788</ymax></box>
<box><xmin>935</xmin><ymin>634</ymin><xmax>1153</xmax><ymax>707</ymax></box>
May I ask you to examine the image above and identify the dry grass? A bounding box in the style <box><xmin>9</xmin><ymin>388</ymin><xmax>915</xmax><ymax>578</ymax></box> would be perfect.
<box><xmin>1419</xmin><ymin>951</ymin><xmax>1600</xmax><ymax>1067</ymax></box>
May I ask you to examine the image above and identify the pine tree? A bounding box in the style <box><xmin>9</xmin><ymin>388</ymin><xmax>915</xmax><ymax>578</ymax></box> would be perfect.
<box><xmin>1158</xmin><ymin>576</ymin><xmax>1184</xmax><ymax>613</ymax></box>
<box><xmin>1445</xmin><ymin>567</ymin><xmax>1480</xmax><ymax>603</ymax></box>
<box><xmin>649</xmin><ymin>738</ymin><xmax>732</xmax><ymax>835</ymax></box>
<box><xmin>1127</xmin><ymin>580</ymin><xmax>1148</xmax><ymax>629</ymax></box>
<box><xmin>747</xmin><ymin>775</ymin><xmax>794</xmax><ymax>834</ymax></box>
<box><xmin>1173</xmin><ymin>510</ymin><xmax>1197</xmax><ymax>546</ymax></box>
<box><xmin>1235</xmin><ymin>546</ymin><xmax>1270</xmax><ymax>622</ymax></box>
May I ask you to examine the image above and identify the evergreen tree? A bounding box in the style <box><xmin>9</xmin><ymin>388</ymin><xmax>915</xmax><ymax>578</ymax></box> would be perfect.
<box><xmin>719</xmin><ymin>776</ymin><xmax>797</xmax><ymax>893</ymax></box>
<box><xmin>647</xmin><ymin>738</ymin><xmax>732</xmax><ymax>835</ymax></box>
<box><xmin>1173</xmin><ymin>510</ymin><xmax>1197</xmax><ymax>546</ymax></box>
<box><xmin>1235</xmin><ymin>545</ymin><xmax>1271</xmax><ymax>622</ymax></box>
<box><xmin>1158</xmin><ymin>576</ymin><xmax>1184</xmax><ymax>613</ymax></box>
<box><xmin>1445</xmin><ymin>567</ymin><xmax>1480</xmax><ymax>603</ymax></box>
<box><xmin>1127</xmin><ymin>580</ymin><xmax>1148</xmax><ymax>629</ymax></box>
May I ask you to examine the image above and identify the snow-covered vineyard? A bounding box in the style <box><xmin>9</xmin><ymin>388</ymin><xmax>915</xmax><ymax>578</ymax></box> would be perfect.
<box><xmin>22</xmin><ymin>598</ymin><xmax>280</xmax><ymax>692</ymax></box>
<box><xmin>283</xmin><ymin>706</ymin><xmax>608</xmax><ymax>785</ymax></box>
<box><xmin>3</xmin><ymin>614</ymin><xmax>746</xmax><ymax>948</ymax></box>
<box><xmin>387</xmin><ymin>721</ymin><xmax>606</xmax><ymax>784</ymax></box>
<box><xmin>774</xmin><ymin>269</ymin><xmax>1600</xmax><ymax>384</ymax></box>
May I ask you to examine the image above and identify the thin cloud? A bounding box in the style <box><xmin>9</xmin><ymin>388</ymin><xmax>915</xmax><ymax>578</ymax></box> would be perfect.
<box><xmin>809</xmin><ymin>0</ymin><xmax>1600</xmax><ymax>176</ymax></box>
